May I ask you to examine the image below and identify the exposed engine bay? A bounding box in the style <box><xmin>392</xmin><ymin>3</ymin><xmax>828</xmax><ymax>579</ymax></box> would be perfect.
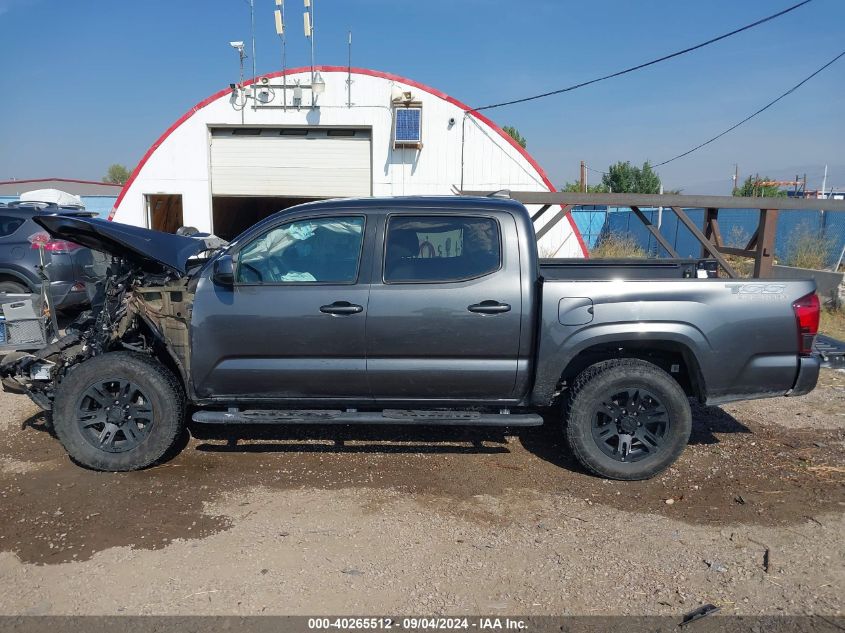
<box><xmin>0</xmin><ymin>258</ymin><xmax>197</xmax><ymax>410</ymax></box>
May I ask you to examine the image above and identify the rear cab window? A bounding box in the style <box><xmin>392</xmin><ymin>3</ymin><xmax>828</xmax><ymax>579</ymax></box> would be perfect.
<box><xmin>384</xmin><ymin>215</ymin><xmax>501</xmax><ymax>283</ymax></box>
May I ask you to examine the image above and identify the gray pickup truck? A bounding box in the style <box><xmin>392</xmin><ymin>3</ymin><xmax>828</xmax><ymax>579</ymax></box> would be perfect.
<box><xmin>0</xmin><ymin>196</ymin><xmax>821</xmax><ymax>479</ymax></box>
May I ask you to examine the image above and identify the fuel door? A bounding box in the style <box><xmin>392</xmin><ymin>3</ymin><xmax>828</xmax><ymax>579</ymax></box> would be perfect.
<box><xmin>558</xmin><ymin>297</ymin><xmax>594</xmax><ymax>326</ymax></box>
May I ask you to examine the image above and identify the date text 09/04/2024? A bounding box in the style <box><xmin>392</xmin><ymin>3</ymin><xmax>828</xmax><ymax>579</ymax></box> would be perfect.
<box><xmin>307</xmin><ymin>617</ymin><xmax>528</xmax><ymax>630</ymax></box>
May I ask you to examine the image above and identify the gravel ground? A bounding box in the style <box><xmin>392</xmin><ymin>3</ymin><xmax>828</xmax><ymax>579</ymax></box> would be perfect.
<box><xmin>0</xmin><ymin>371</ymin><xmax>843</xmax><ymax>616</ymax></box>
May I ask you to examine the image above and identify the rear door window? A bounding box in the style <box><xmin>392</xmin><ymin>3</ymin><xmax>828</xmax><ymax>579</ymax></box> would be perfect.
<box><xmin>384</xmin><ymin>216</ymin><xmax>501</xmax><ymax>283</ymax></box>
<box><xmin>236</xmin><ymin>216</ymin><xmax>365</xmax><ymax>284</ymax></box>
<box><xmin>0</xmin><ymin>215</ymin><xmax>25</xmax><ymax>238</ymax></box>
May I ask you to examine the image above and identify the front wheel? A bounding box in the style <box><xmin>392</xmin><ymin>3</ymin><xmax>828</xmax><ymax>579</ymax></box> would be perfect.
<box><xmin>52</xmin><ymin>352</ymin><xmax>186</xmax><ymax>471</ymax></box>
<box><xmin>563</xmin><ymin>358</ymin><xmax>691</xmax><ymax>480</ymax></box>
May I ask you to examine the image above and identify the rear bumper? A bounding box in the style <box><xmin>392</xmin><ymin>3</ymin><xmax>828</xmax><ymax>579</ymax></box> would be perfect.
<box><xmin>48</xmin><ymin>280</ymin><xmax>89</xmax><ymax>310</ymax></box>
<box><xmin>704</xmin><ymin>353</ymin><xmax>821</xmax><ymax>405</ymax></box>
<box><xmin>787</xmin><ymin>355</ymin><xmax>821</xmax><ymax>397</ymax></box>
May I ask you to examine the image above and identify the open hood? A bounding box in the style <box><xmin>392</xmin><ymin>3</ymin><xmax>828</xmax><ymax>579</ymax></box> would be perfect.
<box><xmin>33</xmin><ymin>215</ymin><xmax>207</xmax><ymax>275</ymax></box>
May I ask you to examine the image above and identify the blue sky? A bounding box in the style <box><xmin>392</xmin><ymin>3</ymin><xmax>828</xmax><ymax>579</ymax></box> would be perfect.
<box><xmin>1</xmin><ymin>0</ymin><xmax>843</xmax><ymax>193</ymax></box>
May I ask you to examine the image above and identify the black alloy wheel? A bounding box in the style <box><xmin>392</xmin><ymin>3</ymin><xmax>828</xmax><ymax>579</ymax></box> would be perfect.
<box><xmin>590</xmin><ymin>387</ymin><xmax>669</xmax><ymax>463</ymax></box>
<box><xmin>76</xmin><ymin>379</ymin><xmax>156</xmax><ymax>453</ymax></box>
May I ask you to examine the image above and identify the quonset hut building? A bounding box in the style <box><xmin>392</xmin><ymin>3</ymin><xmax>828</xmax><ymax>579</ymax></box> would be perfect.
<box><xmin>111</xmin><ymin>66</ymin><xmax>586</xmax><ymax>256</ymax></box>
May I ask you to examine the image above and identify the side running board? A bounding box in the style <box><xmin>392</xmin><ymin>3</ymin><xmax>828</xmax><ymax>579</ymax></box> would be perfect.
<box><xmin>192</xmin><ymin>408</ymin><xmax>543</xmax><ymax>427</ymax></box>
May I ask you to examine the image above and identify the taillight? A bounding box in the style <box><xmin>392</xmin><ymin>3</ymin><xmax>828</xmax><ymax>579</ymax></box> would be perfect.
<box><xmin>792</xmin><ymin>292</ymin><xmax>820</xmax><ymax>355</ymax></box>
<box><xmin>27</xmin><ymin>232</ymin><xmax>81</xmax><ymax>253</ymax></box>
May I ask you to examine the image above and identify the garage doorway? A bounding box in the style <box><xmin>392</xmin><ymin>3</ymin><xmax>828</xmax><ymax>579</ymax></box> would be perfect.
<box><xmin>146</xmin><ymin>195</ymin><xmax>184</xmax><ymax>233</ymax></box>
<box><xmin>211</xmin><ymin>196</ymin><xmax>320</xmax><ymax>241</ymax></box>
<box><xmin>208</xmin><ymin>127</ymin><xmax>372</xmax><ymax>240</ymax></box>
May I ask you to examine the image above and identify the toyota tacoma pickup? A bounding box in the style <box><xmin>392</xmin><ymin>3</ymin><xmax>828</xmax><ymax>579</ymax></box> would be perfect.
<box><xmin>0</xmin><ymin>196</ymin><xmax>821</xmax><ymax>479</ymax></box>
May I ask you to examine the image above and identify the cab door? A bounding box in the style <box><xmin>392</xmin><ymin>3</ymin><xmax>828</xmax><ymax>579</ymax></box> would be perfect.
<box><xmin>191</xmin><ymin>213</ymin><xmax>373</xmax><ymax>402</ymax></box>
<box><xmin>365</xmin><ymin>212</ymin><xmax>523</xmax><ymax>402</ymax></box>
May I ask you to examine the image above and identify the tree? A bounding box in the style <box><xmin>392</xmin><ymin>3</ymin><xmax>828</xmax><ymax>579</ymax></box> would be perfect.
<box><xmin>103</xmin><ymin>164</ymin><xmax>131</xmax><ymax>185</ymax></box>
<box><xmin>601</xmin><ymin>161</ymin><xmax>662</xmax><ymax>194</ymax></box>
<box><xmin>733</xmin><ymin>175</ymin><xmax>787</xmax><ymax>198</ymax></box>
<box><xmin>561</xmin><ymin>181</ymin><xmax>609</xmax><ymax>193</ymax></box>
<box><xmin>502</xmin><ymin>126</ymin><xmax>527</xmax><ymax>149</ymax></box>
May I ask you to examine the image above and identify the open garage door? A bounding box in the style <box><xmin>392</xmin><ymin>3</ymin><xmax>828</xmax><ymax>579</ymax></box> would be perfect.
<box><xmin>210</xmin><ymin>128</ymin><xmax>372</xmax><ymax>198</ymax></box>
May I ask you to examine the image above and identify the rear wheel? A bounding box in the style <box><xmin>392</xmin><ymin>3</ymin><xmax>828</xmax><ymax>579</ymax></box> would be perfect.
<box><xmin>52</xmin><ymin>352</ymin><xmax>186</xmax><ymax>471</ymax></box>
<box><xmin>0</xmin><ymin>281</ymin><xmax>29</xmax><ymax>294</ymax></box>
<box><xmin>563</xmin><ymin>358</ymin><xmax>691</xmax><ymax>480</ymax></box>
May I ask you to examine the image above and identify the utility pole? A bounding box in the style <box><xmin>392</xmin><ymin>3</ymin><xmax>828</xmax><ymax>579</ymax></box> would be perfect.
<box><xmin>579</xmin><ymin>160</ymin><xmax>586</xmax><ymax>193</ymax></box>
<box><xmin>822</xmin><ymin>164</ymin><xmax>828</xmax><ymax>198</ymax></box>
<box><xmin>248</xmin><ymin>0</ymin><xmax>256</xmax><ymax>81</ymax></box>
<box><xmin>732</xmin><ymin>163</ymin><xmax>739</xmax><ymax>194</ymax></box>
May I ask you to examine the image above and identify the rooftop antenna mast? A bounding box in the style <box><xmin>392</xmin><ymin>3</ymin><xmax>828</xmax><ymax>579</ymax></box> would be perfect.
<box><xmin>304</xmin><ymin>0</ymin><xmax>314</xmax><ymax>77</ymax></box>
<box><xmin>274</xmin><ymin>0</ymin><xmax>287</xmax><ymax>110</ymax></box>
<box><xmin>241</xmin><ymin>0</ymin><xmax>256</xmax><ymax>82</ymax></box>
<box><xmin>347</xmin><ymin>30</ymin><xmax>353</xmax><ymax>107</ymax></box>
<box><xmin>303</xmin><ymin>0</ymin><xmax>324</xmax><ymax>107</ymax></box>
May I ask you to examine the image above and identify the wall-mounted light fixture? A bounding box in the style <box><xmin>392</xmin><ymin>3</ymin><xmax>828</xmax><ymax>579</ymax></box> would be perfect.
<box><xmin>312</xmin><ymin>71</ymin><xmax>325</xmax><ymax>96</ymax></box>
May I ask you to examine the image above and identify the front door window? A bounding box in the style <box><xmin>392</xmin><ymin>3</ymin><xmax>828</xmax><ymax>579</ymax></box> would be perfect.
<box><xmin>237</xmin><ymin>216</ymin><xmax>365</xmax><ymax>284</ymax></box>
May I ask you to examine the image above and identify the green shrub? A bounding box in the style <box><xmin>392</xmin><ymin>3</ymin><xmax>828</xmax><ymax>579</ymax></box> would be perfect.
<box><xmin>591</xmin><ymin>233</ymin><xmax>647</xmax><ymax>259</ymax></box>
<box><xmin>785</xmin><ymin>223</ymin><xmax>834</xmax><ymax>270</ymax></box>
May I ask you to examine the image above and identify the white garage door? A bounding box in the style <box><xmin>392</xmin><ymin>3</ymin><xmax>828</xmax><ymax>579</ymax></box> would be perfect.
<box><xmin>210</xmin><ymin>128</ymin><xmax>372</xmax><ymax>197</ymax></box>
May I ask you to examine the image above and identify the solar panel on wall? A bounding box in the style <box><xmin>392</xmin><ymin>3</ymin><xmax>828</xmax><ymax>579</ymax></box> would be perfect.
<box><xmin>394</xmin><ymin>108</ymin><xmax>422</xmax><ymax>143</ymax></box>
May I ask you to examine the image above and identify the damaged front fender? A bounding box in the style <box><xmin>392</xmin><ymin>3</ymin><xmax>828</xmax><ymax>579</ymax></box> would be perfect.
<box><xmin>0</xmin><ymin>259</ymin><xmax>195</xmax><ymax>411</ymax></box>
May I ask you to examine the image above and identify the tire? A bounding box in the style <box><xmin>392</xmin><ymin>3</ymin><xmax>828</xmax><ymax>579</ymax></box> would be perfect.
<box><xmin>52</xmin><ymin>352</ymin><xmax>186</xmax><ymax>471</ymax></box>
<box><xmin>0</xmin><ymin>281</ymin><xmax>29</xmax><ymax>294</ymax></box>
<box><xmin>563</xmin><ymin>358</ymin><xmax>691</xmax><ymax>480</ymax></box>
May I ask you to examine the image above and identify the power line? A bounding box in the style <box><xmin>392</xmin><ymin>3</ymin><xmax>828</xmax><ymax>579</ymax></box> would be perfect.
<box><xmin>471</xmin><ymin>0</ymin><xmax>813</xmax><ymax>113</ymax></box>
<box><xmin>654</xmin><ymin>49</ymin><xmax>845</xmax><ymax>167</ymax></box>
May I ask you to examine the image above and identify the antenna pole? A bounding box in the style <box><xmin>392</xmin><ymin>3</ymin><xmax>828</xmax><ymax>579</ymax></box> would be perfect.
<box><xmin>307</xmin><ymin>0</ymin><xmax>316</xmax><ymax>106</ymax></box>
<box><xmin>250</xmin><ymin>0</ymin><xmax>256</xmax><ymax>82</ymax></box>
<box><xmin>282</xmin><ymin>1</ymin><xmax>287</xmax><ymax>110</ymax></box>
<box><xmin>310</xmin><ymin>0</ymin><xmax>315</xmax><ymax>81</ymax></box>
<box><xmin>239</xmin><ymin>45</ymin><xmax>246</xmax><ymax>124</ymax></box>
<box><xmin>347</xmin><ymin>30</ymin><xmax>352</xmax><ymax>108</ymax></box>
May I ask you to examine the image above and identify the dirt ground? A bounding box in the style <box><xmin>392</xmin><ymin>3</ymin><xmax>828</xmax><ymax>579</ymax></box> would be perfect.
<box><xmin>0</xmin><ymin>371</ymin><xmax>843</xmax><ymax>616</ymax></box>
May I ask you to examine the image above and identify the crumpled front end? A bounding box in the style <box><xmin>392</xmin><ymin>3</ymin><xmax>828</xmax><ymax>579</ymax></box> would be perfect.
<box><xmin>1</xmin><ymin>259</ymin><xmax>194</xmax><ymax>410</ymax></box>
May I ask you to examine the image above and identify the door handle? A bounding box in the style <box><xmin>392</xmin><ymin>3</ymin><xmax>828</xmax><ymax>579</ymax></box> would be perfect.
<box><xmin>320</xmin><ymin>301</ymin><xmax>363</xmax><ymax>315</ymax></box>
<box><xmin>467</xmin><ymin>300</ymin><xmax>511</xmax><ymax>314</ymax></box>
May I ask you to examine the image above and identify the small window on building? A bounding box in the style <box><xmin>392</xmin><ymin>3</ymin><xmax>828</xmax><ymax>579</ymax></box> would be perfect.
<box><xmin>280</xmin><ymin>128</ymin><xmax>310</xmax><ymax>136</ymax></box>
<box><xmin>393</xmin><ymin>106</ymin><xmax>422</xmax><ymax>148</ymax></box>
<box><xmin>327</xmin><ymin>129</ymin><xmax>357</xmax><ymax>137</ymax></box>
<box><xmin>232</xmin><ymin>128</ymin><xmax>263</xmax><ymax>136</ymax></box>
<box><xmin>0</xmin><ymin>216</ymin><xmax>25</xmax><ymax>238</ymax></box>
<box><xmin>384</xmin><ymin>216</ymin><xmax>501</xmax><ymax>283</ymax></box>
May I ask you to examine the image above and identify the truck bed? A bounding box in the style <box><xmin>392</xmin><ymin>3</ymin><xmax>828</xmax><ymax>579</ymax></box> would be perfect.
<box><xmin>540</xmin><ymin>258</ymin><xmax>718</xmax><ymax>280</ymax></box>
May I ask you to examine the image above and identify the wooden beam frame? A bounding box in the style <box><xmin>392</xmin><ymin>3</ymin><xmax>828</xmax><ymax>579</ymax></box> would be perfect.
<box><xmin>530</xmin><ymin>205</ymin><xmax>551</xmax><ymax>222</ymax></box>
<box><xmin>753</xmin><ymin>209</ymin><xmax>779</xmax><ymax>278</ymax></box>
<box><xmin>535</xmin><ymin>205</ymin><xmax>572</xmax><ymax>241</ymax></box>
<box><xmin>460</xmin><ymin>190</ymin><xmax>845</xmax><ymax>212</ymax></box>
<box><xmin>701</xmin><ymin>208</ymin><xmax>723</xmax><ymax>258</ymax></box>
<box><xmin>631</xmin><ymin>206</ymin><xmax>679</xmax><ymax>258</ymax></box>
<box><xmin>670</xmin><ymin>207</ymin><xmax>738</xmax><ymax>278</ymax></box>
<box><xmin>463</xmin><ymin>190</ymin><xmax>843</xmax><ymax>279</ymax></box>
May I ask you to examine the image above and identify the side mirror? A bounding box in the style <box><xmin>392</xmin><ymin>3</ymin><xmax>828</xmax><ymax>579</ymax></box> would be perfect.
<box><xmin>213</xmin><ymin>254</ymin><xmax>234</xmax><ymax>286</ymax></box>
